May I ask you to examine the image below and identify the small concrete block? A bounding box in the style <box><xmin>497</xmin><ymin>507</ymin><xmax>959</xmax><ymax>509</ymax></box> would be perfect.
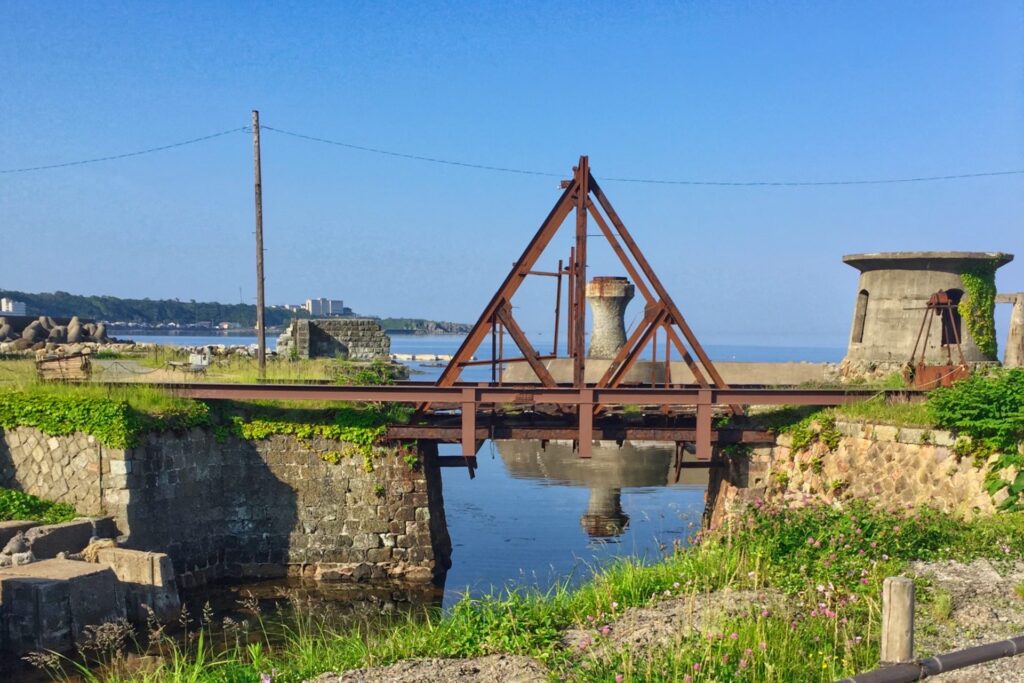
<box><xmin>932</xmin><ymin>430</ymin><xmax>955</xmax><ymax>447</ymax></box>
<box><xmin>0</xmin><ymin>559</ymin><xmax>126</xmax><ymax>639</ymax></box>
<box><xmin>25</xmin><ymin>519</ymin><xmax>95</xmax><ymax>558</ymax></box>
<box><xmin>0</xmin><ymin>574</ymin><xmax>72</xmax><ymax>657</ymax></box>
<box><xmin>872</xmin><ymin>425</ymin><xmax>900</xmax><ymax>442</ymax></box>
<box><xmin>0</xmin><ymin>520</ymin><xmax>38</xmax><ymax>548</ymax></box>
<box><xmin>94</xmin><ymin>548</ymin><xmax>180</xmax><ymax>623</ymax></box>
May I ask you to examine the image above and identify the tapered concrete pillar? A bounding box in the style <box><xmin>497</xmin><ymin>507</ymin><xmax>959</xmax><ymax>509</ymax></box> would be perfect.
<box><xmin>586</xmin><ymin>277</ymin><xmax>635</xmax><ymax>359</ymax></box>
<box><xmin>1004</xmin><ymin>294</ymin><xmax>1024</xmax><ymax>369</ymax></box>
<box><xmin>579</xmin><ymin>487</ymin><xmax>629</xmax><ymax>538</ymax></box>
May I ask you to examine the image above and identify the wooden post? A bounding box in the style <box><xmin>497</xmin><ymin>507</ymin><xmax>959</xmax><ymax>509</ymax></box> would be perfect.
<box><xmin>252</xmin><ymin>110</ymin><xmax>266</xmax><ymax>377</ymax></box>
<box><xmin>881</xmin><ymin>577</ymin><xmax>915</xmax><ymax>664</ymax></box>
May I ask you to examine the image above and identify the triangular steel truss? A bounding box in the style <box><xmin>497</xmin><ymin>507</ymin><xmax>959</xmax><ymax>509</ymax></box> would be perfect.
<box><xmin>435</xmin><ymin>156</ymin><xmax>737</xmax><ymax>413</ymax></box>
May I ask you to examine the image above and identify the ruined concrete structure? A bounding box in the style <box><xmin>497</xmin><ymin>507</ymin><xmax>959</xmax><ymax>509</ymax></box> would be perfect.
<box><xmin>841</xmin><ymin>252</ymin><xmax>1013</xmax><ymax>376</ymax></box>
<box><xmin>277</xmin><ymin>318</ymin><xmax>390</xmax><ymax>360</ymax></box>
<box><xmin>997</xmin><ymin>292</ymin><xmax>1024</xmax><ymax>369</ymax></box>
<box><xmin>0</xmin><ymin>427</ymin><xmax>451</xmax><ymax>587</ymax></box>
<box><xmin>586</xmin><ymin>276</ymin><xmax>635</xmax><ymax>359</ymax></box>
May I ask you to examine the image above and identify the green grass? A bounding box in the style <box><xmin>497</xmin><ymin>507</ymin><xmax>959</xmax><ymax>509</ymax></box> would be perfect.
<box><xmin>0</xmin><ymin>487</ymin><xmax>77</xmax><ymax>524</ymax></box>
<box><xmin>28</xmin><ymin>504</ymin><xmax>1024</xmax><ymax>683</ymax></box>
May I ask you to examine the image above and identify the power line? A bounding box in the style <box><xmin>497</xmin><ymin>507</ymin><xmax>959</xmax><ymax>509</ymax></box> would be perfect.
<box><xmin>3</xmin><ymin>121</ymin><xmax>1022</xmax><ymax>187</ymax></box>
<box><xmin>0</xmin><ymin>127</ymin><xmax>249</xmax><ymax>174</ymax></box>
<box><xmin>261</xmin><ymin>125</ymin><xmax>561</xmax><ymax>178</ymax></box>
<box><xmin>262</xmin><ymin>125</ymin><xmax>1024</xmax><ymax>186</ymax></box>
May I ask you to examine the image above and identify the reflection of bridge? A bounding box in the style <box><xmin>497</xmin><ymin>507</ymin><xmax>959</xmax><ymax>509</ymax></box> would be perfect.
<box><xmin>169</xmin><ymin>156</ymin><xmax>918</xmax><ymax>474</ymax></box>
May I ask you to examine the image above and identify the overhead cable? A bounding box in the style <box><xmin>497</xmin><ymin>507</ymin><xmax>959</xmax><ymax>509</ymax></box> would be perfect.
<box><xmin>262</xmin><ymin>125</ymin><xmax>1024</xmax><ymax>186</ymax></box>
<box><xmin>0</xmin><ymin>127</ymin><xmax>249</xmax><ymax>174</ymax></box>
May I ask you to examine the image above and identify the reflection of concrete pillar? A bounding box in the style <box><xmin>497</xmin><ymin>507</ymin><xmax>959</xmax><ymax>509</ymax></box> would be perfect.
<box><xmin>579</xmin><ymin>487</ymin><xmax>630</xmax><ymax>538</ymax></box>
<box><xmin>1005</xmin><ymin>294</ymin><xmax>1024</xmax><ymax>369</ymax></box>
<box><xmin>586</xmin><ymin>277</ymin><xmax>635</xmax><ymax>359</ymax></box>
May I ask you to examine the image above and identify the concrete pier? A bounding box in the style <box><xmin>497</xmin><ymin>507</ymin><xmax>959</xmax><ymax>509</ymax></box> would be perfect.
<box><xmin>998</xmin><ymin>293</ymin><xmax>1024</xmax><ymax>369</ymax></box>
<box><xmin>586</xmin><ymin>276</ymin><xmax>635</xmax><ymax>359</ymax></box>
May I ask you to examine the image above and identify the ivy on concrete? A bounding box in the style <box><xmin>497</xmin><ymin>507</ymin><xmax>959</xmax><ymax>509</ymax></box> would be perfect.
<box><xmin>0</xmin><ymin>487</ymin><xmax>77</xmax><ymax>524</ymax></box>
<box><xmin>959</xmin><ymin>262</ymin><xmax>998</xmax><ymax>359</ymax></box>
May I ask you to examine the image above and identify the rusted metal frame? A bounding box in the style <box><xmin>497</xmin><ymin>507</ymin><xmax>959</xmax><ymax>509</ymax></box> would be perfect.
<box><xmin>490</xmin><ymin>314</ymin><xmax>497</xmax><ymax>383</ymax></box>
<box><xmin>387</xmin><ymin>424</ymin><xmax>775</xmax><ymax>442</ymax></box>
<box><xmin>168</xmin><ymin>383</ymin><xmax>903</xmax><ymax>405</ymax></box>
<box><xmin>497</xmin><ymin>318</ymin><xmax>504</xmax><ymax>384</ymax></box>
<box><xmin>577</xmin><ymin>387</ymin><xmax>594</xmax><ymax>458</ymax></box>
<box><xmin>588</xmin><ymin>174</ymin><xmax>739</xmax><ymax>414</ymax></box>
<box><xmin>525</xmin><ymin>270</ymin><xmax>560</xmax><ymax>277</ymax></box>
<box><xmin>589</xmin><ymin>187</ymin><xmax>716</xmax><ymax>398</ymax></box>
<box><xmin>943</xmin><ymin>301</ymin><xmax>968</xmax><ymax>366</ymax></box>
<box><xmin>459</xmin><ymin>354</ymin><xmax>556</xmax><ymax>367</ymax></box>
<box><xmin>603</xmin><ymin>307</ymin><xmax>668</xmax><ymax>389</ymax></box>
<box><xmin>908</xmin><ymin>300</ymin><xmax>931</xmax><ymax>364</ymax></box>
<box><xmin>585</xmin><ymin>200</ymin><xmax>656</xmax><ymax>304</ymax></box>
<box><xmin>566</xmin><ymin>246</ymin><xmax>576</xmax><ymax>358</ymax></box>
<box><xmin>496</xmin><ymin>302</ymin><xmax>558</xmax><ymax>387</ymax></box>
<box><xmin>434</xmin><ymin>179</ymin><xmax>578</xmax><ymax>389</ymax></box>
<box><xmin>695</xmin><ymin>388</ymin><xmax>713</xmax><ymax>460</ymax></box>
<box><xmin>553</xmin><ymin>258</ymin><xmax>563</xmax><ymax>356</ymax></box>
<box><xmin>661</xmin><ymin>323</ymin><xmax>712</xmax><ymax>389</ymax></box>
<box><xmin>460</xmin><ymin>387</ymin><xmax>478</xmax><ymax>476</ymax></box>
<box><xmin>594</xmin><ymin>304</ymin><xmax>666</xmax><ymax>389</ymax></box>
<box><xmin>573</xmin><ymin>157</ymin><xmax>590</xmax><ymax>388</ymax></box>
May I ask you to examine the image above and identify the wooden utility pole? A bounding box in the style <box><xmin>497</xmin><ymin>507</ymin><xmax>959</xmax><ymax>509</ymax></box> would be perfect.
<box><xmin>252</xmin><ymin>110</ymin><xmax>266</xmax><ymax>375</ymax></box>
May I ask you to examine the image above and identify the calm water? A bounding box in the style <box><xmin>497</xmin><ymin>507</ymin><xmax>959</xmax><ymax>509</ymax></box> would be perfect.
<box><xmin>120</xmin><ymin>332</ymin><xmax>843</xmax><ymax>600</ymax></box>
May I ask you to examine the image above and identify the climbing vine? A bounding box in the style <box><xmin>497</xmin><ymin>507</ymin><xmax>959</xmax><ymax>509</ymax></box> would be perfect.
<box><xmin>959</xmin><ymin>262</ymin><xmax>998</xmax><ymax>359</ymax></box>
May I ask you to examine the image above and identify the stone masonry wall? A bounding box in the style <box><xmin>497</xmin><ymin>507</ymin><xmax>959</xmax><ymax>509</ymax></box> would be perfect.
<box><xmin>706</xmin><ymin>421</ymin><xmax>1005</xmax><ymax>528</ymax></box>
<box><xmin>285</xmin><ymin>318</ymin><xmax>390</xmax><ymax>360</ymax></box>
<box><xmin>0</xmin><ymin>427</ymin><xmax>451</xmax><ymax>587</ymax></box>
<box><xmin>0</xmin><ymin>428</ymin><xmax>107</xmax><ymax>516</ymax></box>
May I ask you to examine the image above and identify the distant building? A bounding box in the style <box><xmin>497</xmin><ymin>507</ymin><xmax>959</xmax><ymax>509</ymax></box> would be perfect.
<box><xmin>0</xmin><ymin>298</ymin><xmax>26</xmax><ymax>315</ymax></box>
<box><xmin>305</xmin><ymin>298</ymin><xmax>347</xmax><ymax>317</ymax></box>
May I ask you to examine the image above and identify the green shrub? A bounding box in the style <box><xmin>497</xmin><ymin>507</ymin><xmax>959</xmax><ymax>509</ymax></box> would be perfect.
<box><xmin>0</xmin><ymin>488</ymin><xmax>77</xmax><ymax>524</ymax></box>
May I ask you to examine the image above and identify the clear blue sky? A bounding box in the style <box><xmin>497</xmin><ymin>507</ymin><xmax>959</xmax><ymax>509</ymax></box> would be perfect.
<box><xmin>2</xmin><ymin>2</ymin><xmax>1021</xmax><ymax>347</ymax></box>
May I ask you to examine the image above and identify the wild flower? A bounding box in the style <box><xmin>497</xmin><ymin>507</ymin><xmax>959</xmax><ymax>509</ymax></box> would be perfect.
<box><xmin>739</xmin><ymin>658</ymin><xmax>749</xmax><ymax>669</ymax></box>
<box><xmin>615</xmin><ymin>675</ymin><xmax>624</xmax><ymax>683</ymax></box>
<box><xmin>730</xmin><ymin>632</ymin><xmax>738</xmax><ymax>640</ymax></box>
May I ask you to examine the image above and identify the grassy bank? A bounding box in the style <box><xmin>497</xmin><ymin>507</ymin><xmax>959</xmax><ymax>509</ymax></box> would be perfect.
<box><xmin>29</xmin><ymin>503</ymin><xmax>1024</xmax><ymax>683</ymax></box>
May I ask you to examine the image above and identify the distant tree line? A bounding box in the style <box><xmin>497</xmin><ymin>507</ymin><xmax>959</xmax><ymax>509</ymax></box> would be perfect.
<box><xmin>0</xmin><ymin>290</ymin><xmax>469</xmax><ymax>333</ymax></box>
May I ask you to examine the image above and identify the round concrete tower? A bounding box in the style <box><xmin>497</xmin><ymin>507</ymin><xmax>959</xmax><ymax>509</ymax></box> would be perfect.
<box><xmin>586</xmin><ymin>276</ymin><xmax>635</xmax><ymax>359</ymax></box>
<box><xmin>842</xmin><ymin>252</ymin><xmax>1012</xmax><ymax>374</ymax></box>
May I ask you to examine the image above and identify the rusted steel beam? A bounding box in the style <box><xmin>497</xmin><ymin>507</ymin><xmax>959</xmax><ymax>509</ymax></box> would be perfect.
<box><xmin>387</xmin><ymin>424</ymin><xmax>775</xmax><ymax>443</ymax></box>
<box><xmin>588</xmin><ymin>174</ymin><xmax>738</xmax><ymax>412</ymax></box>
<box><xmin>459</xmin><ymin>355</ymin><xmax>556</xmax><ymax>367</ymax></box>
<box><xmin>695</xmin><ymin>388</ymin><xmax>713</xmax><ymax>460</ymax></box>
<box><xmin>435</xmin><ymin>178</ymin><xmax>578</xmax><ymax>388</ymax></box>
<box><xmin>167</xmin><ymin>382</ymin><xmax>910</xmax><ymax>407</ymax></box>
<box><xmin>573</xmin><ymin>157</ymin><xmax>590</xmax><ymax>389</ymax></box>
<box><xmin>496</xmin><ymin>303</ymin><xmax>558</xmax><ymax>386</ymax></box>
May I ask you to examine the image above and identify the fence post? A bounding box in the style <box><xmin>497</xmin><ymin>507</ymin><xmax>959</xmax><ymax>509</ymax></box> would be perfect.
<box><xmin>881</xmin><ymin>576</ymin><xmax>915</xmax><ymax>664</ymax></box>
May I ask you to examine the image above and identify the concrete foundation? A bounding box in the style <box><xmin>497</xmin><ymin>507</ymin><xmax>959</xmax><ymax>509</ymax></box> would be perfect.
<box><xmin>0</xmin><ymin>427</ymin><xmax>452</xmax><ymax>587</ymax></box>
<box><xmin>277</xmin><ymin>318</ymin><xmax>390</xmax><ymax>360</ymax></box>
<box><xmin>999</xmin><ymin>293</ymin><xmax>1024</xmax><ymax>368</ymax></box>
<box><xmin>842</xmin><ymin>252</ymin><xmax>1012</xmax><ymax>367</ymax></box>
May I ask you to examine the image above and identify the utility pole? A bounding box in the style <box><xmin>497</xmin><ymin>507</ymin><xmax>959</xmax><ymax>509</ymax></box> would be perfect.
<box><xmin>252</xmin><ymin>110</ymin><xmax>266</xmax><ymax>376</ymax></box>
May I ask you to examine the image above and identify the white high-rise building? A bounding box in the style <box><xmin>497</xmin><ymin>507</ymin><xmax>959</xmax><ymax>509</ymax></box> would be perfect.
<box><xmin>304</xmin><ymin>298</ymin><xmax>345</xmax><ymax>317</ymax></box>
<box><xmin>0</xmin><ymin>298</ymin><xmax>26</xmax><ymax>315</ymax></box>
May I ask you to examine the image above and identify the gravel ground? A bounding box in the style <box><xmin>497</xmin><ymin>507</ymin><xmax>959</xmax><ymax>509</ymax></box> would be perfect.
<box><xmin>305</xmin><ymin>654</ymin><xmax>548</xmax><ymax>683</ymax></box>
<box><xmin>910</xmin><ymin>559</ymin><xmax>1024</xmax><ymax>683</ymax></box>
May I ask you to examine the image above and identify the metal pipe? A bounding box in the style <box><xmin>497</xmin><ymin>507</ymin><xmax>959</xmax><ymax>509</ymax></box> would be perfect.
<box><xmin>836</xmin><ymin>635</ymin><xmax>1024</xmax><ymax>683</ymax></box>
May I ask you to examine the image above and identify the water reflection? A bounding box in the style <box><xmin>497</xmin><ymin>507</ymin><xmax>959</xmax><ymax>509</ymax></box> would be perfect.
<box><xmin>437</xmin><ymin>439</ymin><xmax>708</xmax><ymax>600</ymax></box>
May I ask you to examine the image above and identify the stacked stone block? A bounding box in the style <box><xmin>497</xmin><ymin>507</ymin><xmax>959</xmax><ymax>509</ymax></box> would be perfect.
<box><xmin>283</xmin><ymin>318</ymin><xmax>390</xmax><ymax>360</ymax></box>
<box><xmin>0</xmin><ymin>425</ymin><xmax>450</xmax><ymax>588</ymax></box>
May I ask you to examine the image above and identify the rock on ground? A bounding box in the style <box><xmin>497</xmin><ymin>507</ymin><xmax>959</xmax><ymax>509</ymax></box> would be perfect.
<box><xmin>911</xmin><ymin>559</ymin><xmax>1024</xmax><ymax>683</ymax></box>
<box><xmin>306</xmin><ymin>654</ymin><xmax>549</xmax><ymax>683</ymax></box>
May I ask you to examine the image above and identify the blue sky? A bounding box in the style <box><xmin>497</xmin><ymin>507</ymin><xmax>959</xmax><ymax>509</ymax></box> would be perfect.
<box><xmin>2</xmin><ymin>2</ymin><xmax>1022</xmax><ymax>347</ymax></box>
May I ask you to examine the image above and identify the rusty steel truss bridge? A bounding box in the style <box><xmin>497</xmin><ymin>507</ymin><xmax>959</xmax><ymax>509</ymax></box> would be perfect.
<box><xmin>161</xmin><ymin>157</ymin><xmax>916</xmax><ymax>476</ymax></box>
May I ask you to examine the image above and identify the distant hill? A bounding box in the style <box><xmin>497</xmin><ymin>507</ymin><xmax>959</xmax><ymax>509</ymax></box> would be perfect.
<box><xmin>0</xmin><ymin>290</ymin><xmax>469</xmax><ymax>334</ymax></box>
